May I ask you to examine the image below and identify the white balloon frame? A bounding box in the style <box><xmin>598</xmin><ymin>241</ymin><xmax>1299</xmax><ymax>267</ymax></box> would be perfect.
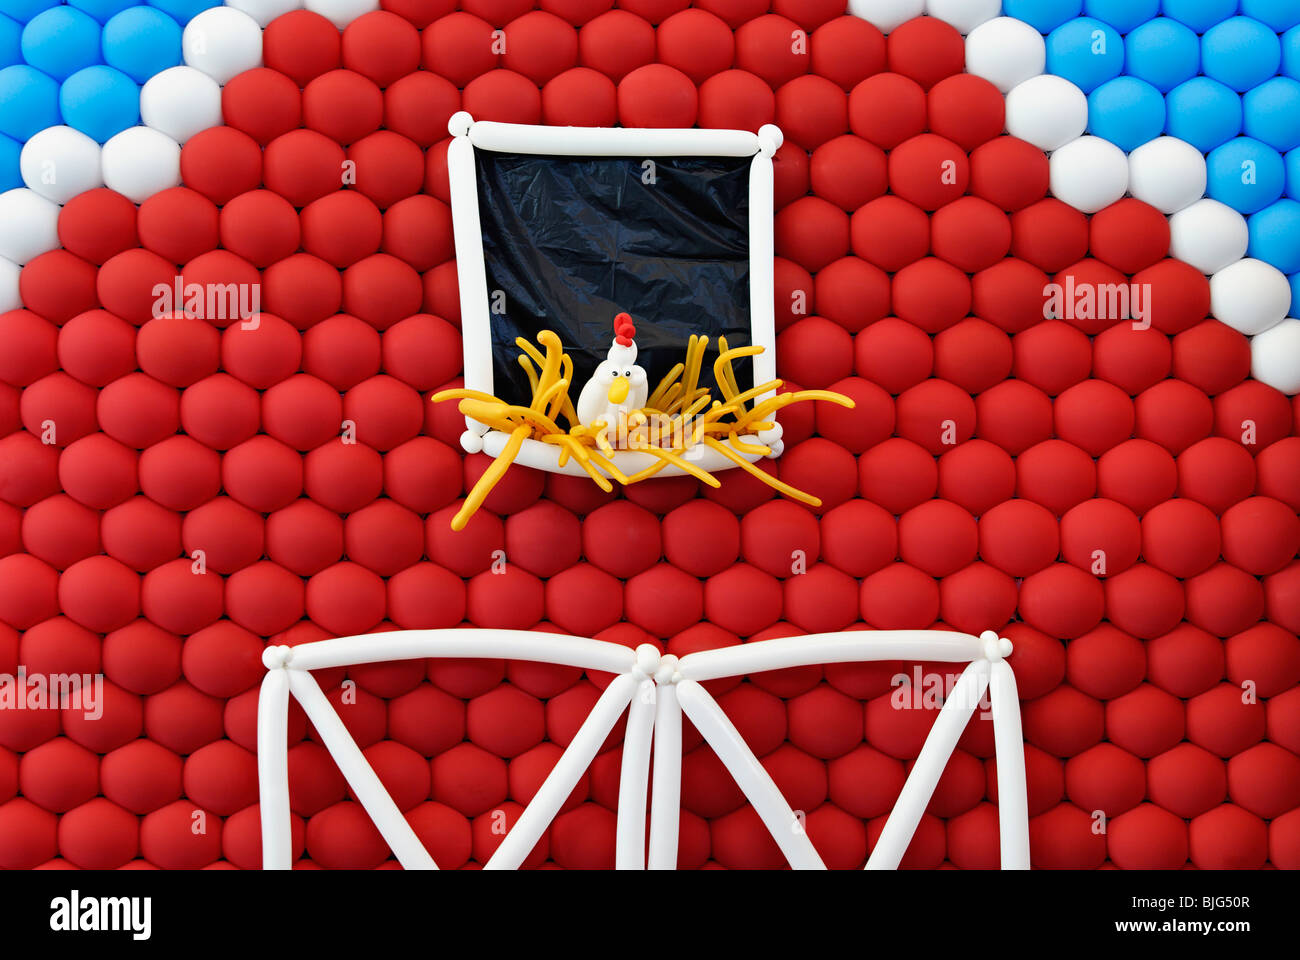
<box><xmin>445</xmin><ymin>113</ymin><xmax>787</xmax><ymax>478</ymax></box>
<box><xmin>258</xmin><ymin>627</ymin><xmax>1030</xmax><ymax>870</ymax></box>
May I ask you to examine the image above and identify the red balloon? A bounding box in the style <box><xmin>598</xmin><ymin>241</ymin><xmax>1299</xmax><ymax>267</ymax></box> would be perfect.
<box><xmin>58</xmin><ymin>432</ymin><xmax>137</xmax><ymax>509</ymax></box>
<box><xmin>810</xmin><ymin>135</ymin><xmax>886</xmax><ymax>211</ymax></box>
<box><xmin>464</xmin><ymin>69</ymin><xmax>542</xmax><ymax>124</ymax></box>
<box><xmin>776</xmin><ymin>74</ymin><xmax>847</xmax><ymax>150</ymax></box>
<box><xmin>886</xmin><ymin>14</ymin><xmax>964</xmax><ymax>90</ymax></box>
<box><xmin>893</xmin><ymin>257</ymin><xmax>970</xmax><ymax>334</ymax></box>
<box><xmin>304</xmin><ymin>439</ymin><xmax>383</xmax><ymax>513</ymax></box>
<box><xmin>624</xmin><ymin>563</ymin><xmax>703</xmax><ymax>638</ymax></box>
<box><xmin>860</xmin><ymin>562</ymin><xmax>939</xmax><ymax>629</ymax></box>
<box><xmin>734</xmin><ymin>14</ymin><xmax>809</xmax><ymax>88</ymax></box>
<box><xmin>1142</xmin><ymin>498</ymin><xmax>1221</xmax><ymax>578</ymax></box>
<box><xmin>969</xmin><ymin>136</ymin><xmax>1050</xmax><ymax>212</ymax></box>
<box><xmin>851</xmin><ymin>195</ymin><xmax>928</xmax><ymax>272</ymax></box>
<box><xmin>693</xmin><ymin>68</ymin><xmax>771</xmax><ymax>132</ymax></box>
<box><xmin>705</xmin><ymin>563</ymin><xmax>782</xmax><ymax>636</ymax></box>
<box><xmin>1019</xmin><ymin>563</ymin><xmax>1104</xmax><ymax>639</ymax></box>
<box><xmin>898</xmin><ymin>499</ymin><xmax>976</xmax><ymax>577</ymax></box>
<box><xmin>1178</xmin><ymin>436</ymin><xmax>1255</xmax><ymax>514</ymax></box>
<box><xmin>1011</xmin><ymin>198</ymin><xmax>1090</xmax><ymax>273</ymax></box>
<box><xmin>849</xmin><ymin>72</ymin><xmax>925</xmax><ymax>149</ymax></box>
<box><xmin>888</xmin><ymin>133</ymin><xmax>968</xmax><ymax>211</ymax></box>
<box><xmin>264</xmin><ymin>9</ymin><xmax>341</xmax><ymax>86</ymax></box>
<box><xmin>97</xmin><ymin>373</ymin><xmax>178</xmax><ymax>450</ymax></box>
<box><xmin>930</xmin><ymin>196</ymin><xmax>1010</xmax><ymax>273</ymax></box>
<box><xmin>18</xmin><ymin>372</ymin><xmax>97</xmax><ymax>446</ymax></box>
<box><xmin>1055</xmin><ymin>380</ymin><xmax>1135</xmax><ymax>457</ymax></box>
<box><xmin>300</xmin><ymin>191</ymin><xmax>383</xmax><ymax>268</ymax></box>
<box><xmin>19</xmin><ymin>250</ymin><xmax>98</xmax><ymax>325</ymax></box>
<box><xmin>617</xmin><ymin>63</ymin><xmax>696</xmax><ymax>127</ymax></box>
<box><xmin>101</xmin><ymin>496</ymin><xmax>181</xmax><ymax>572</ymax></box>
<box><xmin>136</xmin><ymin>314</ymin><xmax>219</xmax><ymax>389</ymax></box>
<box><xmin>775</xmin><ymin>196</ymin><xmax>849</xmax><ymax>273</ymax></box>
<box><xmin>810</xmin><ymin>15</ymin><xmax>884</xmax><ymax>91</ymax></box>
<box><xmin>223</xmin><ymin>67</ymin><xmax>301</xmax><ymax>146</ymax></box>
<box><xmin>263</xmin><ymin>130</ymin><xmax>346</xmax><ymax>209</ymax></box>
<box><xmin>1013</xmin><ymin>321</ymin><xmax>1091</xmax><ymax>397</ymax></box>
<box><xmin>541</xmin><ymin>67</ymin><xmax>617</xmax><ymax>126</ymax></box>
<box><xmin>266</xmin><ymin>499</ymin><xmax>343</xmax><ymax>577</ymax></box>
<box><xmin>1134</xmin><ymin>378</ymin><xmax>1212</xmax><ymax>455</ymax></box>
<box><xmin>577</xmin><ymin>9</ymin><xmax>654</xmax><ymax>81</ymax></box>
<box><xmin>57</xmin><ymin>188</ymin><xmax>138</xmax><ymax>265</ymax></box>
<box><xmin>927</xmin><ymin>73</ymin><xmax>1004</xmax><ymax>152</ymax></box>
<box><xmin>1090</xmin><ymin>198</ymin><xmax>1169</xmax><ymax>273</ymax></box>
<box><xmin>1097</xmin><ymin>438</ymin><xmax>1177</xmax><ymax>515</ymax></box>
<box><xmin>303</xmin><ymin>69</ymin><xmax>383</xmax><ymax>145</ymax></box>
<box><xmin>342</xmin><ymin>10</ymin><xmax>421</xmax><ymax>87</ymax></box>
<box><xmin>225</xmin><ymin>563</ymin><xmax>305</xmax><ymax>638</ymax></box>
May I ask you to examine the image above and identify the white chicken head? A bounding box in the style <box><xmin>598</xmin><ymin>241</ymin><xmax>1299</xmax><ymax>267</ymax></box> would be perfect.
<box><xmin>576</xmin><ymin>312</ymin><xmax>649</xmax><ymax>432</ymax></box>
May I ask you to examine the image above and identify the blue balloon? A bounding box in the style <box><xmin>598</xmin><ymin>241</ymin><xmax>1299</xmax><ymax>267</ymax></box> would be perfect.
<box><xmin>1202</xmin><ymin>16</ymin><xmax>1283</xmax><ymax>93</ymax></box>
<box><xmin>1287</xmin><ymin>146</ymin><xmax>1300</xmax><ymax>200</ymax></box>
<box><xmin>58</xmin><ymin>64</ymin><xmax>138</xmax><ymax>143</ymax></box>
<box><xmin>0</xmin><ymin>14</ymin><xmax>20</xmax><ymax>68</ymax></box>
<box><xmin>1240</xmin><ymin>0</ymin><xmax>1300</xmax><ymax>33</ymax></box>
<box><xmin>102</xmin><ymin>7</ymin><xmax>182</xmax><ymax>84</ymax></box>
<box><xmin>0</xmin><ymin>63</ymin><xmax>59</xmax><ymax>141</ymax></box>
<box><xmin>1289</xmin><ymin>272</ymin><xmax>1300</xmax><ymax>316</ymax></box>
<box><xmin>1244</xmin><ymin>77</ymin><xmax>1300</xmax><ymax>153</ymax></box>
<box><xmin>1083</xmin><ymin>0</ymin><xmax>1158</xmax><ymax>34</ymax></box>
<box><xmin>68</xmin><ymin>0</ymin><xmax>143</xmax><ymax>25</ymax></box>
<box><xmin>1248</xmin><ymin>199</ymin><xmax>1300</xmax><ymax>275</ymax></box>
<box><xmin>1046</xmin><ymin>17</ymin><xmax>1125</xmax><ymax>93</ymax></box>
<box><xmin>1125</xmin><ymin>17</ymin><xmax>1200</xmax><ymax>92</ymax></box>
<box><xmin>20</xmin><ymin>7</ymin><xmax>102</xmax><ymax>82</ymax></box>
<box><xmin>145</xmin><ymin>0</ymin><xmax>220</xmax><ymax>27</ymax></box>
<box><xmin>1166</xmin><ymin>77</ymin><xmax>1243</xmax><ymax>152</ymax></box>
<box><xmin>0</xmin><ymin>0</ymin><xmax>56</xmax><ymax>25</ymax></box>
<box><xmin>1089</xmin><ymin>76</ymin><xmax>1166</xmax><ymax>150</ymax></box>
<box><xmin>1207</xmin><ymin>136</ymin><xmax>1286</xmax><ymax>214</ymax></box>
<box><xmin>1161</xmin><ymin>0</ymin><xmax>1239</xmax><ymax>34</ymax></box>
<box><xmin>0</xmin><ymin>131</ymin><xmax>20</xmax><ymax>191</ymax></box>
<box><xmin>1283</xmin><ymin>25</ymin><xmax>1300</xmax><ymax>80</ymax></box>
<box><xmin>1003</xmin><ymin>0</ymin><xmax>1085</xmax><ymax>34</ymax></box>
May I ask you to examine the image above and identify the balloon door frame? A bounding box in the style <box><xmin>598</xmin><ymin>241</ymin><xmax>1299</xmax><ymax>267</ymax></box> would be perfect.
<box><xmin>444</xmin><ymin>113</ymin><xmax>786</xmax><ymax>479</ymax></box>
<box><xmin>257</xmin><ymin>628</ymin><xmax>1030</xmax><ymax>870</ymax></box>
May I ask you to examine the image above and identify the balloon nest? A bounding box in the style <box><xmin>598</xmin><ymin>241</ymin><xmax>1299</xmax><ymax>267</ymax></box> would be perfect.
<box><xmin>433</xmin><ymin>330</ymin><xmax>853</xmax><ymax>530</ymax></box>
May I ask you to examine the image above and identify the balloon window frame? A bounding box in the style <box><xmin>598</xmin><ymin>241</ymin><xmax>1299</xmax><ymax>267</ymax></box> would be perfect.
<box><xmin>257</xmin><ymin>626</ymin><xmax>1030</xmax><ymax>870</ymax></box>
<box><xmin>445</xmin><ymin>112</ymin><xmax>786</xmax><ymax>479</ymax></box>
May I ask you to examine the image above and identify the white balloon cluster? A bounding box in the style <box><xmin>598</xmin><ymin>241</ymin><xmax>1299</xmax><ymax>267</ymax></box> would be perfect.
<box><xmin>846</xmin><ymin>2</ymin><xmax>1299</xmax><ymax>395</ymax></box>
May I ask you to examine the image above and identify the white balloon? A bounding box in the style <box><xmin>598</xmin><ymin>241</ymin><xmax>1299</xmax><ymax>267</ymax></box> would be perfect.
<box><xmin>1210</xmin><ymin>258</ymin><xmax>1291</xmax><ymax>336</ymax></box>
<box><xmin>1050</xmin><ymin>136</ymin><xmax>1129</xmax><ymax>213</ymax></box>
<box><xmin>0</xmin><ymin>256</ymin><xmax>21</xmax><ymax>313</ymax></box>
<box><xmin>141</xmin><ymin>66</ymin><xmax>223</xmax><ymax>145</ymax></box>
<box><xmin>102</xmin><ymin>126</ymin><xmax>182</xmax><ymax>205</ymax></box>
<box><xmin>1128</xmin><ymin>136</ymin><xmax>1207</xmax><ymax>215</ymax></box>
<box><xmin>20</xmin><ymin>126</ymin><xmax>103</xmax><ymax>205</ymax></box>
<box><xmin>965</xmin><ymin>17</ymin><xmax>1046</xmax><ymax>93</ymax></box>
<box><xmin>1005</xmin><ymin>74</ymin><xmax>1088</xmax><ymax>152</ymax></box>
<box><xmin>182</xmin><ymin>7</ymin><xmax>264</xmax><ymax>85</ymax></box>
<box><xmin>303</xmin><ymin>0</ymin><xmax>379</xmax><ymax>30</ymax></box>
<box><xmin>926</xmin><ymin>0</ymin><xmax>1000</xmax><ymax>35</ymax></box>
<box><xmin>1251</xmin><ymin>317</ymin><xmax>1300</xmax><ymax>394</ymax></box>
<box><xmin>1168</xmin><ymin>198</ymin><xmax>1249</xmax><ymax>274</ymax></box>
<box><xmin>0</xmin><ymin>189</ymin><xmax>60</xmax><ymax>265</ymax></box>
<box><xmin>226</xmin><ymin>0</ymin><xmax>303</xmax><ymax>28</ymax></box>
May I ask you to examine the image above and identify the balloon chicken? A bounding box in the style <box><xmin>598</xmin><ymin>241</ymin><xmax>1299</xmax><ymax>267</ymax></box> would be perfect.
<box><xmin>433</xmin><ymin>312</ymin><xmax>854</xmax><ymax>531</ymax></box>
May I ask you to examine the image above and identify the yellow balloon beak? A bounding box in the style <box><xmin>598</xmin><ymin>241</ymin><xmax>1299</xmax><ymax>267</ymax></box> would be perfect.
<box><xmin>607</xmin><ymin>376</ymin><xmax>629</xmax><ymax>404</ymax></box>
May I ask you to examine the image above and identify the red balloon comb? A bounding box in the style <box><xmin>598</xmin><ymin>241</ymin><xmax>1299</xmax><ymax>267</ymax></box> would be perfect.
<box><xmin>614</xmin><ymin>311</ymin><xmax>636</xmax><ymax>346</ymax></box>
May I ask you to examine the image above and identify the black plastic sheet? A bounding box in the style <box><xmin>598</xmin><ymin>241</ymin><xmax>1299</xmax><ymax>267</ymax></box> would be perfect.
<box><xmin>475</xmin><ymin>152</ymin><xmax>753</xmax><ymax>409</ymax></box>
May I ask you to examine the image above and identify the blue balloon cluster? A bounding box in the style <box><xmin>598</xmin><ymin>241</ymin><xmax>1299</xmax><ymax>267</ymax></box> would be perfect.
<box><xmin>1026</xmin><ymin>2</ymin><xmax>1300</xmax><ymax>310</ymax></box>
<box><xmin>0</xmin><ymin>0</ymin><xmax>218</xmax><ymax>193</ymax></box>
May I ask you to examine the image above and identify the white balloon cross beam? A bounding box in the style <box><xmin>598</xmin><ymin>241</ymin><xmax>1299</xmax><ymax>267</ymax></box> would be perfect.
<box><xmin>257</xmin><ymin>627</ymin><xmax>1030</xmax><ymax>870</ymax></box>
